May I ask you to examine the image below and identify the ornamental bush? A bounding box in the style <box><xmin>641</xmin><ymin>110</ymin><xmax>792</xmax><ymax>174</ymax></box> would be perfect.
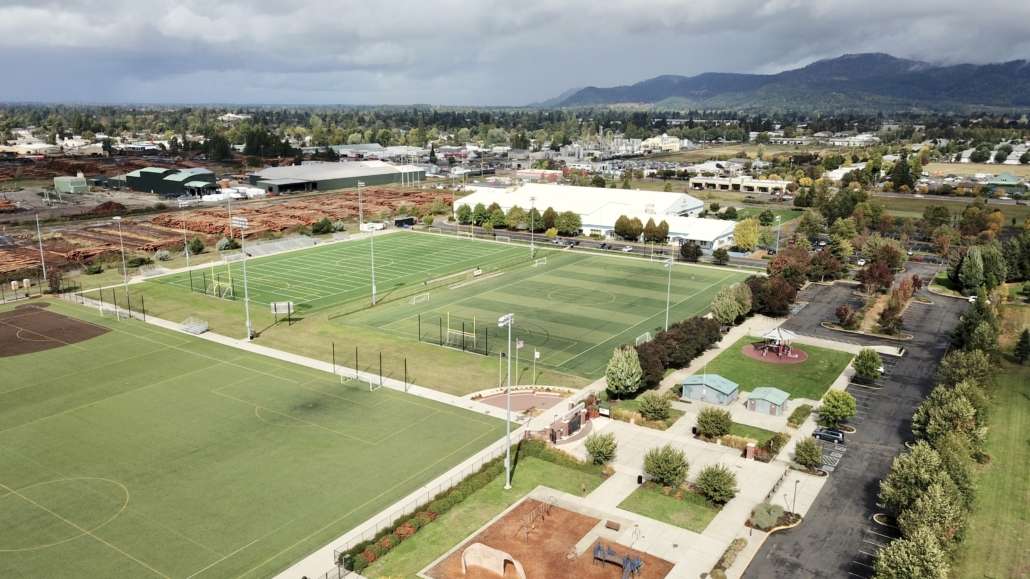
<box><xmin>643</xmin><ymin>444</ymin><xmax>689</xmax><ymax>488</ymax></box>
<box><xmin>584</xmin><ymin>432</ymin><xmax>618</xmax><ymax>465</ymax></box>
<box><xmin>695</xmin><ymin>464</ymin><xmax>738</xmax><ymax>504</ymax></box>
<box><xmin>696</xmin><ymin>407</ymin><xmax>732</xmax><ymax>439</ymax></box>
<box><xmin>638</xmin><ymin>391</ymin><xmax>672</xmax><ymax>421</ymax></box>
<box><xmin>794</xmin><ymin>438</ymin><xmax>823</xmax><ymax>471</ymax></box>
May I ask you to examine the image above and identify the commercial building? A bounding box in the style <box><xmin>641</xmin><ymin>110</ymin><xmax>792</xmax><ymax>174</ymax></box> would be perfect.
<box><xmin>688</xmin><ymin>175</ymin><xmax>791</xmax><ymax>195</ymax></box>
<box><xmin>124</xmin><ymin>167</ymin><xmax>217</xmax><ymax>197</ymax></box>
<box><xmin>248</xmin><ymin>160</ymin><xmax>425</xmax><ymax>194</ymax></box>
<box><xmin>455</xmin><ymin>183</ymin><xmax>735</xmax><ymax>248</ymax></box>
<box><xmin>515</xmin><ymin>169</ymin><xmax>562</xmax><ymax>183</ymax></box>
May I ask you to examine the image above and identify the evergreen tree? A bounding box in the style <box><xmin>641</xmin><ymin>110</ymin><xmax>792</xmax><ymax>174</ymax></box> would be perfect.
<box><xmin>957</xmin><ymin>246</ymin><xmax>984</xmax><ymax>293</ymax></box>
<box><xmin>1016</xmin><ymin>329</ymin><xmax>1030</xmax><ymax>364</ymax></box>
<box><xmin>605</xmin><ymin>346</ymin><xmax>643</xmax><ymax>398</ymax></box>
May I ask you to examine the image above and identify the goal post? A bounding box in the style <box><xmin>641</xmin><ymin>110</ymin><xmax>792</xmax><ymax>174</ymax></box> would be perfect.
<box><xmin>410</xmin><ymin>292</ymin><xmax>431</xmax><ymax>305</ymax></box>
<box><xmin>533</xmin><ymin>257</ymin><xmax>547</xmax><ymax>268</ymax></box>
<box><xmin>494</xmin><ymin>235</ymin><xmax>511</xmax><ymax>243</ymax></box>
<box><xmin>635</xmin><ymin>332</ymin><xmax>653</xmax><ymax>346</ymax></box>
<box><xmin>456</xmin><ymin>231</ymin><xmax>474</xmax><ymax>240</ymax></box>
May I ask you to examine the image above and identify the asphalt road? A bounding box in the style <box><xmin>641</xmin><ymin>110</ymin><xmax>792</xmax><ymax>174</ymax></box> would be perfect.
<box><xmin>743</xmin><ymin>265</ymin><xmax>968</xmax><ymax>579</ymax></box>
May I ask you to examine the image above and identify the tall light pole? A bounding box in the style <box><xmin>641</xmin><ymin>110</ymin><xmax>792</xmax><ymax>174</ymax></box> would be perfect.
<box><xmin>664</xmin><ymin>258</ymin><xmax>673</xmax><ymax>331</ymax></box>
<box><xmin>529</xmin><ymin>195</ymin><xmax>536</xmax><ymax>258</ymax></box>
<box><xmin>775</xmin><ymin>215</ymin><xmax>782</xmax><ymax>254</ymax></box>
<box><xmin>231</xmin><ymin>216</ymin><xmax>253</xmax><ymax>340</ymax></box>
<box><xmin>357</xmin><ymin>181</ymin><xmax>365</xmax><ymax>230</ymax></box>
<box><xmin>112</xmin><ymin>216</ymin><xmax>128</xmax><ymax>300</ymax></box>
<box><xmin>498</xmin><ymin>313</ymin><xmax>514</xmax><ymax>490</ymax></box>
<box><xmin>370</xmin><ymin>223</ymin><xmax>377</xmax><ymax>305</ymax></box>
<box><xmin>35</xmin><ymin>214</ymin><xmax>47</xmax><ymax>282</ymax></box>
<box><xmin>182</xmin><ymin>212</ymin><xmax>191</xmax><ymax>268</ymax></box>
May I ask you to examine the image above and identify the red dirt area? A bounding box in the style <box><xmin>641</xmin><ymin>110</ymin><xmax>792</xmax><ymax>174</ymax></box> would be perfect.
<box><xmin>741</xmin><ymin>342</ymin><xmax>809</xmax><ymax>364</ymax></box>
<box><xmin>0</xmin><ymin>304</ymin><xmax>109</xmax><ymax>357</ymax></box>
<box><xmin>477</xmin><ymin>390</ymin><xmax>565</xmax><ymax>413</ymax></box>
<box><xmin>427</xmin><ymin>499</ymin><xmax>673</xmax><ymax>579</ymax></box>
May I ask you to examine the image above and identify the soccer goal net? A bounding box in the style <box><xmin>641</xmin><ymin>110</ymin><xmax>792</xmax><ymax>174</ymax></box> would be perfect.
<box><xmin>533</xmin><ymin>257</ymin><xmax>548</xmax><ymax>268</ymax></box>
<box><xmin>446</xmin><ymin>329</ymin><xmax>477</xmax><ymax>349</ymax></box>
<box><xmin>456</xmin><ymin>231</ymin><xmax>474</xmax><ymax>240</ymax></box>
<box><xmin>367</xmin><ymin>375</ymin><xmax>383</xmax><ymax>392</ymax></box>
<box><xmin>410</xmin><ymin>292</ymin><xmax>431</xmax><ymax>305</ymax></box>
<box><xmin>494</xmin><ymin>235</ymin><xmax>511</xmax><ymax>243</ymax></box>
<box><xmin>635</xmin><ymin>332</ymin><xmax>653</xmax><ymax>346</ymax></box>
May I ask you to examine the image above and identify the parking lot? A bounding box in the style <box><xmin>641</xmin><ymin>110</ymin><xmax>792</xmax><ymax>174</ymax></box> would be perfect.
<box><xmin>743</xmin><ymin>275</ymin><xmax>967</xmax><ymax>578</ymax></box>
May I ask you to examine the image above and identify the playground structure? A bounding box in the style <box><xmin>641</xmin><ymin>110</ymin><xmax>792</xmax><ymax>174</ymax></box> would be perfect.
<box><xmin>460</xmin><ymin>543</ymin><xmax>527</xmax><ymax>579</ymax></box>
<box><xmin>514</xmin><ymin>495</ymin><xmax>556</xmax><ymax>542</ymax></box>
<box><xmin>747</xmin><ymin>327</ymin><xmax>808</xmax><ymax>363</ymax></box>
<box><xmin>592</xmin><ymin>542</ymin><xmax>645</xmax><ymax>579</ymax></box>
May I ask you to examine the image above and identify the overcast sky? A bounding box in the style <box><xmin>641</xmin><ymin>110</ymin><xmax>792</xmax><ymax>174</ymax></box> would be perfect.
<box><xmin>2</xmin><ymin>0</ymin><xmax>1028</xmax><ymax>106</ymax></box>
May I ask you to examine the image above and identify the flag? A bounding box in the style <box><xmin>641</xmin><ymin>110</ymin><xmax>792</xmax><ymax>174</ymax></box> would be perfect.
<box><xmin>534</xmin><ymin>350</ymin><xmax>540</xmax><ymax>360</ymax></box>
<box><xmin>516</xmin><ymin>339</ymin><xmax>524</xmax><ymax>350</ymax></box>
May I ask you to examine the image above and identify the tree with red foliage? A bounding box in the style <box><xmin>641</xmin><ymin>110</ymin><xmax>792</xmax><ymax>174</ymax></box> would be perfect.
<box><xmin>858</xmin><ymin>261</ymin><xmax>894</xmax><ymax>294</ymax></box>
<box><xmin>835</xmin><ymin>304</ymin><xmax>857</xmax><ymax>329</ymax></box>
<box><xmin>810</xmin><ymin>251</ymin><xmax>844</xmax><ymax>281</ymax></box>
<box><xmin>768</xmin><ymin>246</ymin><xmax>812</xmax><ymax>289</ymax></box>
<box><xmin>635</xmin><ymin>341</ymin><xmax>667</xmax><ymax>389</ymax></box>
<box><xmin>747</xmin><ymin>275</ymin><xmax>798</xmax><ymax>317</ymax></box>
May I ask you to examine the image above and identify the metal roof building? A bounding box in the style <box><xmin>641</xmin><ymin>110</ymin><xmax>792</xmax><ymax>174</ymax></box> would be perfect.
<box><xmin>124</xmin><ymin>167</ymin><xmax>216</xmax><ymax>197</ymax></box>
<box><xmin>248</xmin><ymin>160</ymin><xmax>425</xmax><ymax>194</ymax></box>
<box><xmin>456</xmin><ymin>183</ymin><xmax>735</xmax><ymax>248</ymax></box>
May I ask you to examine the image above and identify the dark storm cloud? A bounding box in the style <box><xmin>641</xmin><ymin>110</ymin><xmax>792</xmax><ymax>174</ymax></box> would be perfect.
<box><xmin>1</xmin><ymin>0</ymin><xmax>1028</xmax><ymax>105</ymax></box>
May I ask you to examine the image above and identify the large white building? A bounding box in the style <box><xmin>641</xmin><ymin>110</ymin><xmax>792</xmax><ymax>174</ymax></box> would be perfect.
<box><xmin>454</xmin><ymin>183</ymin><xmax>736</xmax><ymax>249</ymax></box>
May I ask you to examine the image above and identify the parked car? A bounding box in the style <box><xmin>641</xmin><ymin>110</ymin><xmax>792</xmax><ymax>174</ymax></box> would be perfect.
<box><xmin>621</xmin><ymin>246</ymin><xmax>634</xmax><ymax>253</ymax></box>
<box><xmin>599</xmin><ymin>242</ymin><xmax>609</xmax><ymax>250</ymax></box>
<box><xmin>856</xmin><ymin>258</ymin><xmax>866</xmax><ymax>266</ymax></box>
<box><xmin>813</xmin><ymin>428</ymin><xmax>846</xmax><ymax>445</ymax></box>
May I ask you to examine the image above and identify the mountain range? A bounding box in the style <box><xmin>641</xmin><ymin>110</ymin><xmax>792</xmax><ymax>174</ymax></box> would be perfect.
<box><xmin>542</xmin><ymin>53</ymin><xmax>1030</xmax><ymax>112</ymax></box>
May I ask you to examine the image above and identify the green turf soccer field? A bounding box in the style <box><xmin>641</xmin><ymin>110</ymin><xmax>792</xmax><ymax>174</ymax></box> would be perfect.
<box><xmin>0</xmin><ymin>300</ymin><xmax>505</xmax><ymax>578</ymax></box>
<box><xmin>152</xmin><ymin>230</ymin><xmax>532</xmax><ymax>313</ymax></box>
<box><xmin>341</xmin><ymin>245</ymin><xmax>749</xmax><ymax>378</ymax></box>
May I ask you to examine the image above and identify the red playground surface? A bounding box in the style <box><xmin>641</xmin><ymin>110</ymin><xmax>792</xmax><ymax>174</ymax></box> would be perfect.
<box><xmin>742</xmin><ymin>342</ymin><xmax>809</xmax><ymax>364</ymax></box>
<box><xmin>478</xmin><ymin>390</ymin><xmax>565</xmax><ymax>413</ymax></box>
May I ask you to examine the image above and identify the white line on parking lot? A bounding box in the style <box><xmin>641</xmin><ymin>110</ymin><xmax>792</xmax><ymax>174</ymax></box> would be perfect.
<box><xmin>866</xmin><ymin>529</ymin><xmax>896</xmax><ymax>540</ymax></box>
<box><xmin>859</xmin><ymin>550</ymin><xmax>878</xmax><ymax>558</ymax></box>
<box><xmin>852</xmin><ymin>560</ymin><xmax>875</xmax><ymax>569</ymax></box>
<box><xmin>862</xmin><ymin>538</ymin><xmax>888</xmax><ymax>548</ymax></box>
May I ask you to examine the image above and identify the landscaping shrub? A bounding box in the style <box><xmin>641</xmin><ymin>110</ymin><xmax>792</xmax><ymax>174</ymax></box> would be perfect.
<box><xmin>853</xmin><ymin>348</ymin><xmax>882</xmax><ymax>383</ymax></box>
<box><xmin>762</xmin><ymin>432</ymin><xmax>789</xmax><ymax>456</ymax></box>
<box><xmin>154</xmin><ymin>249</ymin><xmax>171</xmax><ymax>261</ymax></box>
<box><xmin>84</xmin><ymin>263</ymin><xmax>103</xmax><ymax>275</ymax></box>
<box><xmin>712</xmin><ymin>537</ymin><xmax>748</xmax><ymax>576</ymax></box>
<box><xmin>216</xmin><ymin>237</ymin><xmax>240</xmax><ymax>251</ymax></box>
<box><xmin>584</xmin><ymin>432</ymin><xmax>618</xmax><ymax>465</ymax></box>
<box><xmin>787</xmin><ymin>404</ymin><xmax>813</xmax><ymax>428</ymax></box>
<box><xmin>187</xmin><ymin>237</ymin><xmax>205</xmax><ymax>255</ymax></box>
<box><xmin>696</xmin><ymin>407</ymin><xmax>732</xmax><ymax>439</ymax></box>
<box><xmin>819</xmin><ymin>390</ymin><xmax>857</xmax><ymax>428</ymax></box>
<box><xmin>643</xmin><ymin>444</ymin><xmax>689</xmax><ymax>488</ymax></box>
<box><xmin>638</xmin><ymin>391</ymin><xmax>671</xmax><ymax>421</ymax></box>
<box><xmin>719</xmin><ymin>434</ymin><xmax>751</xmax><ymax>451</ymax></box>
<box><xmin>311</xmin><ymin>217</ymin><xmax>333</xmax><ymax>235</ymax></box>
<box><xmin>750</xmin><ymin>502</ymin><xmax>785</xmax><ymax>530</ymax></box>
<box><xmin>126</xmin><ymin>256</ymin><xmax>152</xmax><ymax>268</ymax></box>
<box><xmin>695</xmin><ymin>465</ymin><xmax>738</xmax><ymax>504</ymax></box>
<box><xmin>794</xmin><ymin>438</ymin><xmax>823</xmax><ymax>471</ymax></box>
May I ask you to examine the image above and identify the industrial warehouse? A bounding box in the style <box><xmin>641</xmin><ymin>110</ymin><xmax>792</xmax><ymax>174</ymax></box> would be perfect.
<box><xmin>455</xmin><ymin>182</ymin><xmax>737</xmax><ymax>249</ymax></box>
<box><xmin>248</xmin><ymin>160</ymin><xmax>426</xmax><ymax>194</ymax></box>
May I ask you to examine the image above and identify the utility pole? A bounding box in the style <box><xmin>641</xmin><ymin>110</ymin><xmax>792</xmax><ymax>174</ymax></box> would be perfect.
<box><xmin>664</xmin><ymin>258</ymin><xmax>673</xmax><ymax>330</ymax></box>
<box><xmin>232</xmin><ymin>216</ymin><xmax>253</xmax><ymax>340</ymax></box>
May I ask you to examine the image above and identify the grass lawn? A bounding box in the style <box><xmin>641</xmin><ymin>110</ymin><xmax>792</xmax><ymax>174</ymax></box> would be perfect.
<box><xmin>702</xmin><ymin>336</ymin><xmax>854</xmax><ymax>401</ymax></box>
<box><xmin>607</xmin><ymin>394</ymin><xmax>686</xmax><ymax>430</ymax></box>
<box><xmin>729</xmin><ymin>421</ymin><xmax>779</xmax><ymax>445</ymax></box>
<box><xmin>618</xmin><ymin>483</ymin><xmax>721</xmax><ymax>533</ymax></box>
<box><xmin>93</xmin><ymin>232</ymin><xmax>746</xmax><ymax>392</ymax></box>
<box><xmin>924</xmin><ymin>161</ymin><xmax>1030</xmax><ymax>178</ymax></box>
<box><xmin>870</xmin><ymin>191</ymin><xmax>1030</xmax><ymax>224</ymax></box>
<box><xmin>364</xmin><ymin>455</ymin><xmax>605</xmax><ymax>578</ymax></box>
<box><xmin>735</xmin><ymin>207</ymin><xmax>804</xmax><ymax>223</ymax></box>
<box><xmin>0</xmin><ymin>299</ymin><xmax>505</xmax><ymax>579</ymax></box>
<box><xmin>951</xmin><ymin>360</ymin><xmax>1030</xmax><ymax>578</ymax></box>
<box><xmin>929</xmin><ymin>271</ymin><xmax>963</xmax><ymax>298</ymax></box>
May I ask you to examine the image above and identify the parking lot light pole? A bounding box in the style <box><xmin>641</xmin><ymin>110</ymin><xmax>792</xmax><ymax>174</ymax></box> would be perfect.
<box><xmin>793</xmin><ymin>479</ymin><xmax>800</xmax><ymax>513</ymax></box>
<box><xmin>498</xmin><ymin>313</ymin><xmax>514</xmax><ymax>490</ymax></box>
<box><xmin>530</xmin><ymin>196</ymin><xmax>536</xmax><ymax>258</ymax></box>
<box><xmin>775</xmin><ymin>215</ymin><xmax>781</xmax><ymax>254</ymax></box>
<box><xmin>35</xmin><ymin>213</ymin><xmax>47</xmax><ymax>282</ymax></box>
<box><xmin>112</xmin><ymin>216</ymin><xmax>128</xmax><ymax>301</ymax></box>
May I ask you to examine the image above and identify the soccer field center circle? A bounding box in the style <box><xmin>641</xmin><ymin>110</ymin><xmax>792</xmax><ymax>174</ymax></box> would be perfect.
<box><xmin>545</xmin><ymin>287</ymin><xmax>617</xmax><ymax>306</ymax></box>
<box><xmin>0</xmin><ymin>477</ymin><xmax>130</xmax><ymax>552</ymax></box>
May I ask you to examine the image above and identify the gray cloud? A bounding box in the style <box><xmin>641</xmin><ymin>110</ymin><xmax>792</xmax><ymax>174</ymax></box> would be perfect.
<box><xmin>1</xmin><ymin>0</ymin><xmax>1027</xmax><ymax>105</ymax></box>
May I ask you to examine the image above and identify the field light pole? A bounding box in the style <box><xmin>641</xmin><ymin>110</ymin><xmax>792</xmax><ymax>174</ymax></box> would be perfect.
<box><xmin>529</xmin><ymin>196</ymin><xmax>536</xmax><ymax>258</ymax></box>
<box><xmin>775</xmin><ymin>215</ymin><xmax>782</xmax><ymax>254</ymax></box>
<box><xmin>112</xmin><ymin>216</ymin><xmax>128</xmax><ymax>298</ymax></box>
<box><xmin>232</xmin><ymin>216</ymin><xmax>253</xmax><ymax>340</ymax></box>
<box><xmin>498</xmin><ymin>313</ymin><xmax>514</xmax><ymax>490</ymax></box>
<box><xmin>664</xmin><ymin>258</ymin><xmax>673</xmax><ymax>331</ymax></box>
<box><xmin>35</xmin><ymin>213</ymin><xmax>47</xmax><ymax>282</ymax></box>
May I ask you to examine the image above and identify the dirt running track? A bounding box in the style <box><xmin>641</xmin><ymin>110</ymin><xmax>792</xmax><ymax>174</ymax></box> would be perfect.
<box><xmin>0</xmin><ymin>303</ymin><xmax>109</xmax><ymax>357</ymax></box>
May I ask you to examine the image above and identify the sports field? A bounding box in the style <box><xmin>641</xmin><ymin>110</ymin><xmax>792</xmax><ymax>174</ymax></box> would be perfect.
<box><xmin>0</xmin><ymin>300</ymin><xmax>505</xmax><ymax>578</ymax></box>
<box><xmin>152</xmin><ymin>230</ymin><xmax>531</xmax><ymax>313</ymax></box>
<box><xmin>343</xmin><ymin>248</ymin><xmax>748</xmax><ymax>378</ymax></box>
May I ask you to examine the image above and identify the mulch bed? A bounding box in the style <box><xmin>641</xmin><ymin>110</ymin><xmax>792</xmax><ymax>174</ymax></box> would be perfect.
<box><xmin>427</xmin><ymin>498</ymin><xmax>673</xmax><ymax>579</ymax></box>
<box><xmin>0</xmin><ymin>304</ymin><xmax>108</xmax><ymax>357</ymax></box>
<box><xmin>741</xmin><ymin>343</ymin><xmax>809</xmax><ymax>365</ymax></box>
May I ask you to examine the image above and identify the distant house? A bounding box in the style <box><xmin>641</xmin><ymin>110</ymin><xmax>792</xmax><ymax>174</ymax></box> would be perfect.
<box><xmin>681</xmin><ymin>374</ymin><xmax>739</xmax><ymax>405</ymax></box>
<box><xmin>745</xmin><ymin>387</ymin><xmax>790</xmax><ymax>416</ymax></box>
<box><xmin>984</xmin><ymin>173</ymin><xmax>1023</xmax><ymax>196</ymax></box>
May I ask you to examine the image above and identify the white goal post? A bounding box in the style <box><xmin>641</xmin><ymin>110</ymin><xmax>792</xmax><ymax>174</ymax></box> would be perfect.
<box><xmin>494</xmin><ymin>235</ymin><xmax>511</xmax><ymax>243</ymax></box>
<box><xmin>533</xmin><ymin>257</ymin><xmax>547</xmax><ymax>267</ymax></box>
<box><xmin>635</xmin><ymin>332</ymin><xmax>653</xmax><ymax>346</ymax></box>
<box><xmin>368</xmin><ymin>375</ymin><xmax>383</xmax><ymax>392</ymax></box>
<box><xmin>410</xmin><ymin>292</ymin><xmax>431</xmax><ymax>305</ymax></box>
<box><xmin>456</xmin><ymin>231</ymin><xmax>474</xmax><ymax>240</ymax></box>
<box><xmin>446</xmin><ymin>329</ymin><xmax>477</xmax><ymax>348</ymax></box>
